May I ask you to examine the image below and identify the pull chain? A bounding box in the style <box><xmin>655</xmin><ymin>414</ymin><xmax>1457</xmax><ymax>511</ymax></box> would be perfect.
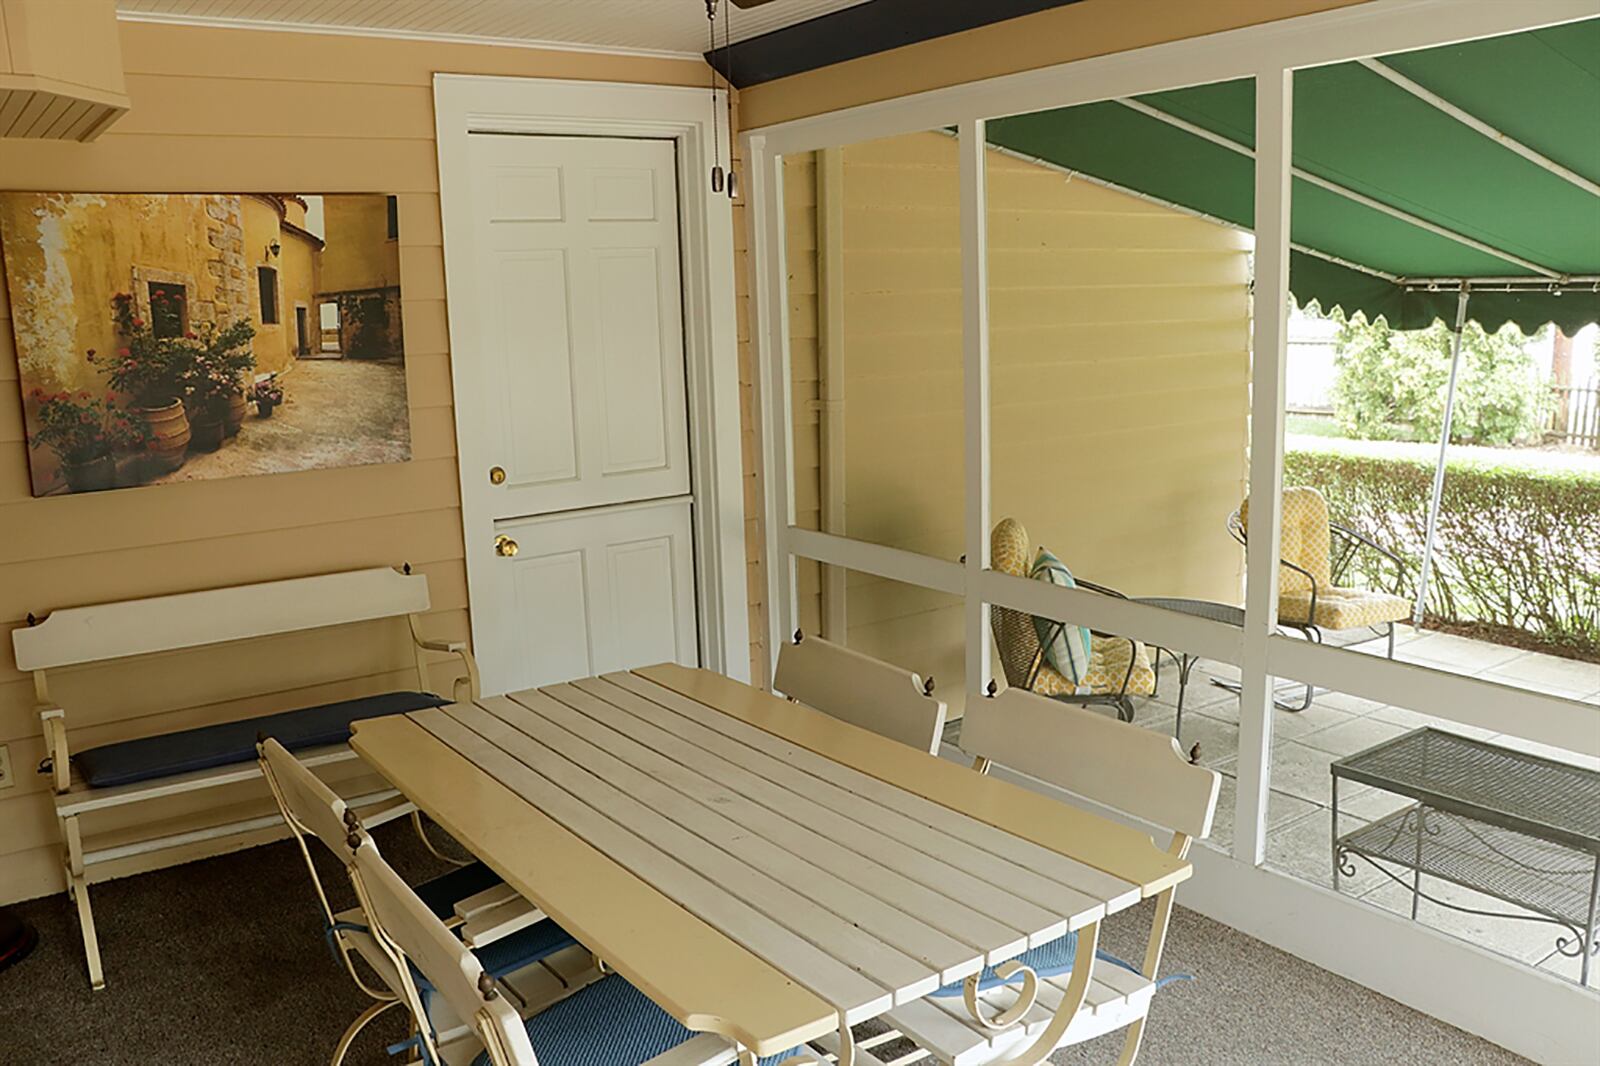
<box><xmin>706</xmin><ymin>0</ymin><xmax>724</xmax><ymax>193</ymax></box>
<box><xmin>721</xmin><ymin>0</ymin><xmax>737</xmax><ymax>199</ymax></box>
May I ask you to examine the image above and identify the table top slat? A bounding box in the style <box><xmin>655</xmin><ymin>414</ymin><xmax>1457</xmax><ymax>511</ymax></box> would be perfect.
<box><xmin>347</xmin><ymin>715</ymin><xmax>836</xmax><ymax>1056</ymax></box>
<box><xmin>423</xmin><ymin>702</ymin><xmax>894</xmax><ymax>1023</ymax></box>
<box><xmin>552</xmin><ymin>678</ymin><xmax>1081</xmax><ymax>942</ymax></box>
<box><xmin>507</xmin><ymin>685</ymin><xmax>985</xmax><ymax>984</ymax></box>
<box><xmin>606</xmin><ymin>672</ymin><xmax>1139</xmax><ymax>913</ymax></box>
<box><xmin>633</xmin><ymin>665</ymin><xmax>1189</xmax><ymax>897</ymax></box>
<box><xmin>521</xmin><ymin>682</ymin><xmax>1031</xmax><ymax>964</ymax></box>
<box><xmin>478</xmin><ymin>692</ymin><xmax>945</xmax><ymax>1005</ymax></box>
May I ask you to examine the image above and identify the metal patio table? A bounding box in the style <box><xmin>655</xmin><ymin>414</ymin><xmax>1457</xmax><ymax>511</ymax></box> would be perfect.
<box><xmin>1133</xmin><ymin>597</ymin><xmax>1317</xmax><ymax>738</ymax></box>
<box><xmin>1332</xmin><ymin>727</ymin><xmax>1600</xmax><ymax>985</ymax></box>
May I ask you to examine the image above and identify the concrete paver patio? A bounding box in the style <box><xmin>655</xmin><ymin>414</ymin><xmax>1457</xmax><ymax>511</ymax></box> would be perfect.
<box><xmin>1135</xmin><ymin>624</ymin><xmax>1600</xmax><ymax>986</ymax></box>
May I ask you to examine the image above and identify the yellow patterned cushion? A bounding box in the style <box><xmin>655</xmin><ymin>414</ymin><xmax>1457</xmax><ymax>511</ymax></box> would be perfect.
<box><xmin>1028</xmin><ymin>637</ymin><xmax>1156</xmax><ymax>697</ymax></box>
<box><xmin>1242</xmin><ymin>487</ymin><xmax>1332</xmax><ymax>594</ymax></box>
<box><xmin>1244</xmin><ymin>488</ymin><xmax>1408</xmax><ymax>632</ymax></box>
<box><xmin>991</xmin><ymin>518</ymin><xmax>1032</xmax><ymax>578</ymax></box>
<box><xmin>1280</xmin><ymin>588</ymin><xmax>1411</xmax><ymax>630</ymax></box>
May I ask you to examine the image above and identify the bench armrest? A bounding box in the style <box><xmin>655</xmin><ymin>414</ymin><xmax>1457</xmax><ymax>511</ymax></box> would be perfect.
<box><xmin>416</xmin><ymin>638</ymin><xmax>467</xmax><ymax>654</ymax></box>
<box><xmin>408</xmin><ymin>617</ymin><xmax>481</xmax><ymax>704</ymax></box>
<box><xmin>39</xmin><ymin>706</ymin><xmax>70</xmax><ymax>794</ymax></box>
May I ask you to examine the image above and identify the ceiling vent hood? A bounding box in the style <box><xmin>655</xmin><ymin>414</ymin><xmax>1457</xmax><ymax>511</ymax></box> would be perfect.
<box><xmin>1</xmin><ymin>0</ymin><xmax>130</xmax><ymax>141</ymax></box>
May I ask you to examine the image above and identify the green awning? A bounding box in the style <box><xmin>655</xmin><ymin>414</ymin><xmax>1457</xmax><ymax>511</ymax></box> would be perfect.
<box><xmin>985</xmin><ymin>18</ymin><xmax>1600</xmax><ymax>333</ymax></box>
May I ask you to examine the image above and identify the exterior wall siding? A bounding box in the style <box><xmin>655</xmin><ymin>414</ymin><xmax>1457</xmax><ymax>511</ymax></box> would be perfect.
<box><xmin>0</xmin><ymin>19</ymin><xmax>758</xmax><ymax>905</ymax></box>
<box><xmin>784</xmin><ymin>132</ymin><xmax>1250</xmax><ymax>718</ymax></box>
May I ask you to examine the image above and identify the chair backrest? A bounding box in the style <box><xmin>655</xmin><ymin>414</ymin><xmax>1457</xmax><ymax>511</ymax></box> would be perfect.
<box><xmin>960</xmin><ymin>687</ymin><xmax>1220</xmax><ymax>840</ymax></box>
<box><xmin>775</xmin><ymin>633</ymin><xmax>948</xmax><ymax>754</ymax></box>
<box><xmin>990</xmin><ymin>604</ymin><xmax>1046</xmax><ymax>691</ymax></box>
<box><xmin>13</xmin><ymin>566</ymin><xmax>429</xmax><ymax>671</ymax></box>
<box><xmin>258</xmin><ymin>737</ymin><xmax>356</xmax><ymax>863</ymax></box>
<box><xmin>1240</xmin><ymin>488</ymin><xmax>1331</xmax><ymax>591</ymax></box>
<box><xmin>351</xmin><ymin>838</ymin><xmax>534</xmax><ymax>1066</ymax></box>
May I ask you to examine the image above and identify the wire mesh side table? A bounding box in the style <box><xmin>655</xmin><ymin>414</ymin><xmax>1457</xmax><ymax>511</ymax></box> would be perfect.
<box><xmin>1332</xmin><ymin>727</ymin><xmax>1600</xmax><ymax>985</ymax></box>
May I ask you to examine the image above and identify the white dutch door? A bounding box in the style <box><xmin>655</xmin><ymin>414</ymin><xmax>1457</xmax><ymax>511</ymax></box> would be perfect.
<box><xmin>460</xmin><ymin>134</ymin><xmax>698</xmax><ymax>695</ymax></box>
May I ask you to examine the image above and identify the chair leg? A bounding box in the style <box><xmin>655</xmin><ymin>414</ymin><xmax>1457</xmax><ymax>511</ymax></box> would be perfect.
<box><xmin>1387</xmin><ymin>622</ymin><xmax>1396</xmax><ymax>659</ymax></box>
<box><xmin>1114</xmin><ymin>1012</ymin><xmax>1153</xmax><ymax>1066</ymax></box>
<box><xmin>63</xmin><ymin>816</ymin><xmax>104</xmax><ymax>990</ymax></box>
<box><xmin>331</xmin><ymin>999</ymin><xmax>403</xmax><ymax>1066</ymax></box>
<box><xmin>411</xmin><ymin>810</ymin><xmax>471</xmax><ymax>868</ymax></box>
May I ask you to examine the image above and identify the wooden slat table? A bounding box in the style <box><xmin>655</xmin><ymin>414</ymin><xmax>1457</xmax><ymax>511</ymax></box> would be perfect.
<box><xmin>350</xmin><ymin>665</ymin><xmax>1190</xmax><ymax>1061</ymax></box>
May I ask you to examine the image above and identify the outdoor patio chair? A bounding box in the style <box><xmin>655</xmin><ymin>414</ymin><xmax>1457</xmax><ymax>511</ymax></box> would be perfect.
<box><xmin>989</xmin><ymin>517</ymin><xmax>1155</xmax><ymax>722</ymax></box>
<box><xmin>774</xmin><ymin>630</ymin><xmax>948</xmax><ymax>754</ymax></box>
<box><xmin>1230</xmin><ymin>487</ymin><xmax>1411</xmax><ymax>708</ymax></box>
<box><xmin>878</xmin><ymin>685</ymin><xmax>1221</xmax><ymax>1066</ymax></box>
<box><xmin>348</xmin><ymin>835</ymin><xmax>818</xmax><ymax>1066</ymax></box>
<box><xmin>256</xmin><ymin>738</ymin><xmax>578</xmax><ymax>1066</ymax></box>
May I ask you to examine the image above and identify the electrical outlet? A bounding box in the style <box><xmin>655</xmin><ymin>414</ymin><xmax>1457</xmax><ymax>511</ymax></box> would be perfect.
<box><xmin>0</xmin><ymin>744</ymin><xmax>11</xmax><ymax>790</ymax></box>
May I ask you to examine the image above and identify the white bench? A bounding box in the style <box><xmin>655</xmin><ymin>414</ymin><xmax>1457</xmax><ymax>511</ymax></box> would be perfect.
<box><xmin>12</xmin><ymin>565</ymin><xmax>479</xmax><ymax>990</ymax></box>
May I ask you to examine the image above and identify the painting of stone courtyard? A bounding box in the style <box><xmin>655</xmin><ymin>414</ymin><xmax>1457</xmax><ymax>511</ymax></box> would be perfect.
<box><xmin>0</xmin><ymin>192</ymin><xmax>410</xmax><ymax>496</ymax></box>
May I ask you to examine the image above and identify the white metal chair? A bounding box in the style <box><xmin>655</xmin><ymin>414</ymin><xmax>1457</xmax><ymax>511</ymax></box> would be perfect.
<box><xmin>257</xmin><ymin>738</ymin><xmax>576</xmax><ymax>1065</ymax></box>
<box><xmin>350</xmin><ymin>835</ymin><xmax>808</xmax><ymax>1066</ymax></box>
<box><xmin>879</xmin><ymin>687</ymin><xmax>1221</xmax><ymax>1066</ymax></box>
<box><xmin>774</xmin><ymin>631</ymin><xmax>948</xmax><ymax>755</ymax></box>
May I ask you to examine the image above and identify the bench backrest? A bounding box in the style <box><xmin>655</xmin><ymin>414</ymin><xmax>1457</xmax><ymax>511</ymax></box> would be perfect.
<box><xmin>351</xmin><ymin>838</ymin><xmax>533</xmax><ymax>1066</ymax></box>
<box><xmin>775</xmin><ymin>633</ymin><xmax>947</xmax><ymax>755</ymax></box>
<box><xmin>12</xmin><ymin>566</ymin><xmax>429</xmax><ymax>672</ymax></box>
<box><xmin>960</xmin><ymin>687</ymin><xmax>1220</xmax><ymax>840</ymax></box>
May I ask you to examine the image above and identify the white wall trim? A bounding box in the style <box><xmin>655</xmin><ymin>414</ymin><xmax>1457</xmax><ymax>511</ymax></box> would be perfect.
<box><xmin>116</xmin><ymin>12</ymin><xmax>705</xmax><ymax>61</ymax></box>
<box><xmin>433</xmin><ymin>74</ymin><xmax>749</xmax><ymax>689</ymax></box>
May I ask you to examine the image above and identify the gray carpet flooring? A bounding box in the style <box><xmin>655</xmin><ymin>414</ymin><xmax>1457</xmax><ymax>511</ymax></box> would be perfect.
<box><xmin>1</xmin><ymin>821</ymin><xmax>1532</xmax><ymax>1065</ymax></box>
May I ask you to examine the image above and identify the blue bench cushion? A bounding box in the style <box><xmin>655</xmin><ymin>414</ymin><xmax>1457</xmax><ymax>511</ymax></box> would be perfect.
<box><xmin>412</xmin><ymin>860</ymin><xmax>505</xmax><ymax>921</ymax></box>
<box><xmin>74</xmin><ymin>690</ymin><xmax>449</xmax><ymax>789</ymax></box>
<box><xmin>470</xmin><ymin>974</ymin><xmax>802</xmax><ymax>1066</ymax></box>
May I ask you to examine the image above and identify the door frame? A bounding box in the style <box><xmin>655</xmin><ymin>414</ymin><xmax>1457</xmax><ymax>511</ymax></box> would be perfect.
<box><xmin>434</xmin><ymin>74</ymin><xmax>750</xmax><ymax>693</ymax></box>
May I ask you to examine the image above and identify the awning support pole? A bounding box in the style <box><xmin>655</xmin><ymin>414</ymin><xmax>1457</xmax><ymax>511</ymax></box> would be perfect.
<box><xmin>1413</xmin><ymin>286</ymin><xmax>1471</xmax><ymax>627</ymax></box>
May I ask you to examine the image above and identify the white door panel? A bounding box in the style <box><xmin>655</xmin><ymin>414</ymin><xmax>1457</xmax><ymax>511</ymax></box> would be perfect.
<box><xmin>488</xmin><ymin>499</ymin><xmax>698</xmax><ymax>694</ymax></box>
<box><xmin>468</xmin><ymin>134</ymin><xmax>689</xmax><ymax>517</ymax></box>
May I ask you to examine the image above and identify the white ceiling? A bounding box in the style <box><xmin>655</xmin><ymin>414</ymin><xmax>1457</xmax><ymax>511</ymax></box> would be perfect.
<box><xmin>116</xmin><ymin>0</ymin><xmax>873</xmax><ymax>57</ymax></box>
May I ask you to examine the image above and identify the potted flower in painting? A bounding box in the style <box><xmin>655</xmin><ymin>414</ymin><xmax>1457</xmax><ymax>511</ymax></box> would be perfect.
<box><xmin>28</xmin><ymin>390</ymin><xmax>151</xmax><ymax>493</ymax></box>
<box><xmin>182</xmin><ymin>319</ymin><xmax>256</xmax><ymax>451</ymax></box>
<box><xmin>251</xmin><ymin>375</ymin><xmax>284</xmax><ymax>418</ymax></box>
<box><xmin>100</xmin><ymin>293</ymin><xmax>194</xmax><ymax>472</ymax></box>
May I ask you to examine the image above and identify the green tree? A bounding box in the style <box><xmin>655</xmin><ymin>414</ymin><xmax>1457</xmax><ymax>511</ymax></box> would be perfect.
<box><xmin>1329</xmin><ymin>313</ymin><xmax>1548</xmax><ymax>445</ymax></box>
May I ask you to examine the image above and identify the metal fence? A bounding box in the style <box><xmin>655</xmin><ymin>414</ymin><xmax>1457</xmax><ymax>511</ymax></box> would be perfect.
<box><xmin>1547</xmin><ymin>379</ymin><xmax>1600</xmax><ymax>449</ymax></box>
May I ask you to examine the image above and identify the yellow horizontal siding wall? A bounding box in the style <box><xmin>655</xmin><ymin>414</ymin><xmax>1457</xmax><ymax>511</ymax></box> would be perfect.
<box><xmin>0</xmin><ymin>20</ymin><xmax>730</xmax><ymax>905</ymax></box>
<box><xmin>804</xmin><ymin>132</ymin><xmax>1249</xmax><ymax>717</ymax></box>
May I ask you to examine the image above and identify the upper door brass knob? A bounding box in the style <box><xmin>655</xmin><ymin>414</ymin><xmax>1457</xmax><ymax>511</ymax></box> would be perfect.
<box><xmin>489</xmin><ymin>466</ymin><xmax>507</xmax><ymax>485</ymax></box>
<box><xmin>494</xmin><ymin>534</ymin><xmax>519</xmax><ymax>557</ymax></box>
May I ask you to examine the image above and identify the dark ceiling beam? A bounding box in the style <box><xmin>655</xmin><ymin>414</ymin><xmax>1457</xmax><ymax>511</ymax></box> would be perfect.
<box><xmin>708</xmin><ymin>0</ymin><xmax>1088</xmax><ymax>89</ymax></box>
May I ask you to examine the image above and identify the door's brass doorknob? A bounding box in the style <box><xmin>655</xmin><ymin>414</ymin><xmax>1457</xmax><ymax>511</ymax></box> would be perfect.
<box><xmin>489</xmin><ymin>466</ymin><xmax>506</xmax><ymax>485</ymax></box>
<box><xmin>494</xmin><ymin>534</ymin><xmax>519</xmax><ymax>557</ymax></box>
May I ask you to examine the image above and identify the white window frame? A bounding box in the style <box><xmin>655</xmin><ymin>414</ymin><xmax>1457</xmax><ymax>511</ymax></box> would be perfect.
<box><xmin>434</xmin><ymin>74</ymin><xmax>750</xmax><ymax>686</ymax></box>
<box><xmin>744</xmin><ymin>2</ymin><xmax>1600</xmax><ymax>1061</ymax></box>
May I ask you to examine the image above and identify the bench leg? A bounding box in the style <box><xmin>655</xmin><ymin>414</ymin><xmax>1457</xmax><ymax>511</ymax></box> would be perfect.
<box><xmin>62</xmin><ymin>816</ymin><xmax>105</xmax><ymax>990</ymax></box>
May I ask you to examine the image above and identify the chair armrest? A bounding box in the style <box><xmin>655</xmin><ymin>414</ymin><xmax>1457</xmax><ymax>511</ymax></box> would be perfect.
<box><xmin>1330</xmin><ymin>521</ymin><xmax>1410</xmax><ymax>597</ymax></box>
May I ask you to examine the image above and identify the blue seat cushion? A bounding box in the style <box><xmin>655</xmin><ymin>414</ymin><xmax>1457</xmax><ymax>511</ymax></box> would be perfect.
<box><xmin>413</xmin><ymin>861</ymin><xmax>505</xmax><ymax>921</ymax></box>
<box><xmin>74</xmin><ymin>690</ymin><xmax>449</xmax><ymax>788</ymax></box>
<box><xmin>470</xmin><ymin>974</ymin><xmax>801</xmax><ymax>1066</ymax></box>
<box><xmin>928</xmin><ymin>931</ymin><xmax>1182</xmax><ymax>997</ymax></box>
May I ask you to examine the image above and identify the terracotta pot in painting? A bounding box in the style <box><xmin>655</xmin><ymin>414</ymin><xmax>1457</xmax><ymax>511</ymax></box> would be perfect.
<box><xmin>189</xmin><ymin>417</ymin><xmax>225</xmax><ymax>453</ymax></box>
<box><xmin>137</xmin><ymin>399</ymin><xmax>190</xmax><ymax>473</ymax></box>
<box><xmin>113</xmin><ymin>450</ymin><xmax>151</xmax><ymax>488</ymax></box>
<box><xmin>224</xmin><ymin>391</ymin><xmax>248</xmax><ymax>436</ymax></box>
<box><xmin>61</xmin><ymin>455</ymin><xmax>115</xmax><ymax>493</ymax></box>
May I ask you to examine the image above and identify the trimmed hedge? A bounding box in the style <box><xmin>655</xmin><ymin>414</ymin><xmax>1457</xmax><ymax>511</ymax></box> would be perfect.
<box><xmin>1283</xmin><ymin>449</ymin><xmax>1600</xmax><ymax>658</ymax></box>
